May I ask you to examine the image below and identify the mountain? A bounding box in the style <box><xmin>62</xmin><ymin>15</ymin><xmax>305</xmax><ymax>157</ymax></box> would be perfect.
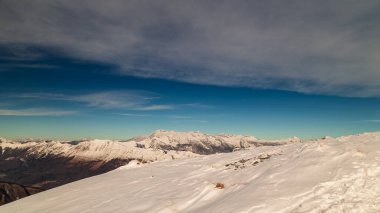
<box><xmin>1</xmin><ymin>131</ymin><xmax>379</xmax><ymax>212</ymax></box>
<box><xmin>0</xmin><ymin>130</ymin><xmax>297</xmax><ymax>205</ymax></box>
<box><xmin>132</xmin><ymin>130</ymin><xmax>299</xmax><ymax>154</ymax></box>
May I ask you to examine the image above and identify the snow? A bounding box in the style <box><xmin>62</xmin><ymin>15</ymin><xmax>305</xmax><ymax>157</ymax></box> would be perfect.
<box><xmin>0</xmin><ymin>136</ymin><xmax>197</xmax><ymax>162</ymax></box>
<box><xmin>1</xmin><ymin>132</ymin><xmax>380</xmax><ymax>212</ymax></box>
<box><xmin>139</xmin><ymin>130</ymin><xmax>259</xmax><ymax>151</ymax></box>
<box><xmin>0</xmin><ymin>130</ymin><xmax>295</xmax><ymax>162</ymax></box>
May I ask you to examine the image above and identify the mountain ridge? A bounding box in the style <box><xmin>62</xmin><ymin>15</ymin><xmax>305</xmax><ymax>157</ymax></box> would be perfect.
<box><xmin>0</xmin><ymin>130</ymin><xmax>299</xmax><ymax>205</ymax></box>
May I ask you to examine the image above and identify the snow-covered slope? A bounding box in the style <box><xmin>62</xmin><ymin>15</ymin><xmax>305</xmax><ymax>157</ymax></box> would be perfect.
<box><xmin>1</xmin><ymin>130</ymin><xmax>297</xmax><ymax>205</ymax></box>
<box><xmin>2</xmin><ymin>132</ymin><xmax>379</xmax><ymax>212</ymax></box>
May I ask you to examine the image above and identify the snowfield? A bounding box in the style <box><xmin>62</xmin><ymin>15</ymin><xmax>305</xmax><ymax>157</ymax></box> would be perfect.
<box><xmin>1</xmin><ymin>132</ymin><xmax>380</xmax><ymax>212</ymax></box>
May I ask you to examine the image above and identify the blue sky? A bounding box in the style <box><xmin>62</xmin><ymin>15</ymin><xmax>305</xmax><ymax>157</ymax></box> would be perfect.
<box><xmin>1</xmin><ymin>1</ymin><xmax>380</xmax><ymax>139</ymax></box>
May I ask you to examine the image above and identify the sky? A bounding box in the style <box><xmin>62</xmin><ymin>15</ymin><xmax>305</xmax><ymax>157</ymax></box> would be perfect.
<box><xmin>0</xmin><ymin>0</ymin><xmax>380</xmax><ymax>140</ymax></box>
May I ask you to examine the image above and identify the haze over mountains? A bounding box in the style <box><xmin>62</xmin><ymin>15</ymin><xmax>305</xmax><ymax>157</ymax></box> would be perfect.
<box><xmin>1</xmin><ymin>130</ymin><xmax>380</xmax><ymax>212</ymax></box>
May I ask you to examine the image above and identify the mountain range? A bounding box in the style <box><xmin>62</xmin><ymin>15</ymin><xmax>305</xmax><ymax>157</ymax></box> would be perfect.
<box><xmin>0</xmin><ymin>130</ymin><xmax>299</xmax><ymax>205</ymax></box>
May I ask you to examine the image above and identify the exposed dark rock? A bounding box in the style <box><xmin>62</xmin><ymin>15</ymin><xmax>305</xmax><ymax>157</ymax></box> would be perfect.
<box><xmin>225</xmin><ymin>153</ymin><xmax>281</xmax><ymax>170</ymax></box>
<box><xmin>0</xmin><ymin>147</ymin><xmax>134</xmax><ymax>206</ymax></box>
<box><xmin>0</xmin><ymin>181</ymin><xmax>43</xmax><ymax>205</ymax></box>
<box><xmin>152</xmin><ymin>141</ymin><xmax>235</xmax><ymax>155</ymax></box>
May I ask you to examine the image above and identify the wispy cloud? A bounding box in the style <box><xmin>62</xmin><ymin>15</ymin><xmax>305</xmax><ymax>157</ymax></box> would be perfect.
<box><xmin>179</xmin><ymin>103</ymin><xmax>214</xmax><ymax>109</ymax></box>
<box><xmin>0</xmin><ymin>45</ymin><xmax>43</xmax><ymax>61</ymax></box>
<box><xmin>12</xmin><ymin>91</ymin><xmax>174</xmax><ymax>111</ymax></box>
<box><xmin>0</xmin><ymin>102</ymin><xmax>11</xmax><ymax>107</ymax></box>
<box><xmin>1</xmin><ymin>1</ymin><xmax>380</xmax><ymax>97</ymax></box>
<box><xmin>72</xmin><ymin>91</ymin><xmax>150</xmax><ymax>109</ymax></box>
<box><xmin>170</xmin><ymin>119</ymin><xmax>208</xmax><ymax>124</ymax></box>
<box><xmin>0</xmin><ymin>63</ymin><xmax>57</xmax><ymax>69</ymax></box>
<box><xmin>169</xmin><ymin>115</ymin><xmax>192</xmax><ymax>119</ymax></box>
<box><xmin>119</xmin><ymin>113</ymin><xmax>153</xmax><ymax>117</ymax></box>
<box><xmin>0</xmin><ymin>108</ymin><xmax>76</xmax><ymax>116</ymax></box>
<box><xmin>2</xmin><ymin>91</ymin><xmax>214</xmax><ymax>115</ymax></box>
<box><xmin>137</xmin><ymin>105</ymin><xmax>174</xmax><ymax>111</ymax></box>
<box><xmin>119</xmin><ymin>113</ymin><xmax>207</xmax><ymax>122</ymax></box>
<box><xmin>362</xmin><ymin>120</ymin><xmax>380</xmax><ymax>123</ymax></box>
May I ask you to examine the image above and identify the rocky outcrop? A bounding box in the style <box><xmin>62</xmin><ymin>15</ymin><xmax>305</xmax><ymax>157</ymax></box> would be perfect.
<box><xmin>0</xmin><ymin>146</ymin><xmax>135</xmax><ymax>205</ymax></box>
<box><xmin>0</xmin><ymin>153</ymin><xmax>134</xmax><ymax>190</ymax></box>
<box><xmin>0</xmin><ymin>181</ymin><xmax>43</xmax><ymax>205</ymax></box>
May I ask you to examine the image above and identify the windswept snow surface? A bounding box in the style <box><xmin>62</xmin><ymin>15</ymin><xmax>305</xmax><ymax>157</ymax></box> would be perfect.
<box><xmin>2</xmin><ymin>132</ymin><xmax>380</xmax><ymax>212</ymax></box>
